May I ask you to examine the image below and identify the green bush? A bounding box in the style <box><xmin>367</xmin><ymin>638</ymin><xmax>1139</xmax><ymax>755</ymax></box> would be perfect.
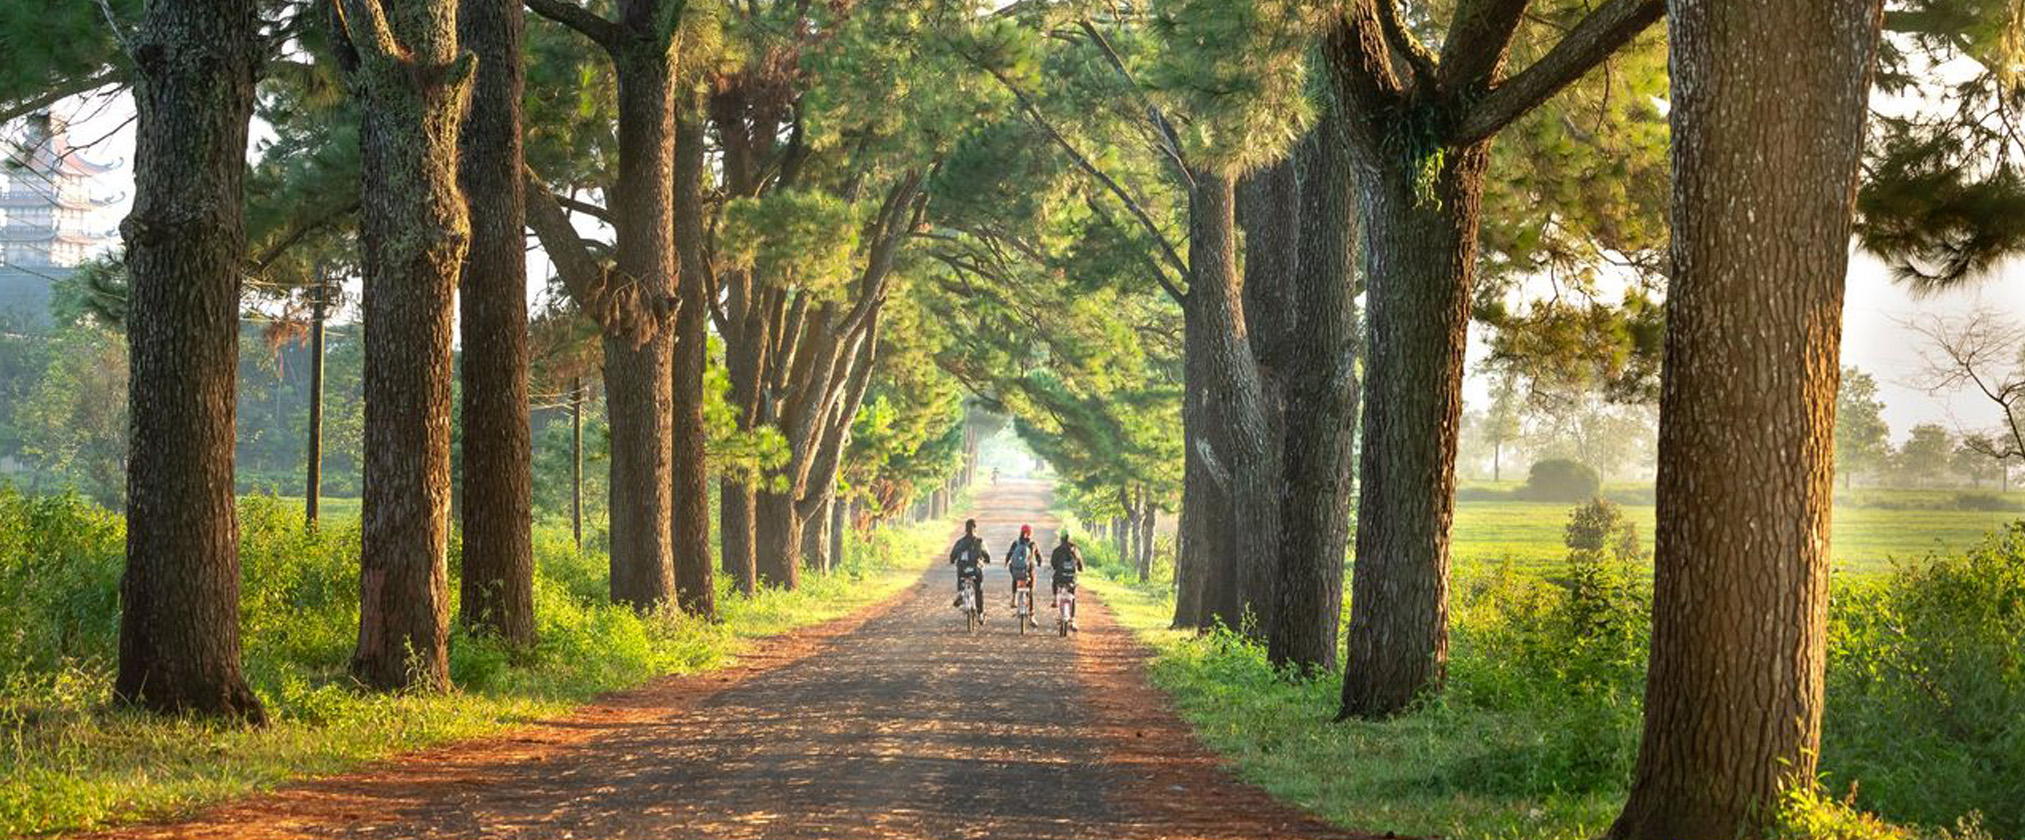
<box><xmin>1820</xmin><ymin>524</ymin><xmax>2025</xmax><ymax>836</ymax></box>
<box><xmin>1950</xmin><ymin>492</ymin><xmax>2021</xmax><ymax>512</ymax></box>
<box><xmin>1517</xmin><ymin>458</ymin><xmax>1603</xmax><ymax>503</ymax></box>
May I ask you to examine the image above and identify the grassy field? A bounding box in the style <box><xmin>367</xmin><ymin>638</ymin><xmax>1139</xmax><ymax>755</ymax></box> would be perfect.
<box><xmin>1451</xmin><ymin>486</ymin><xmax>2024</xmax><ymax>574</ymax></box>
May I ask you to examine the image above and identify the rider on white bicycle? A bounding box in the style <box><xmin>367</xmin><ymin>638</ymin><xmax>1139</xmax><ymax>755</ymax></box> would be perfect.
<box><xmin>1049</xmin><ymin>532</ymin><xmax>1084</xmax><ymax>628</ymax></box>
<box><xmin>948</xmin><ymin>519</ymin><xmax>991</xmax><ymax>620</ymax></box>
<box><xmin>1005</xmin><ymin>524</ymin><xmax>1040</xmax><ymax>617</ymax></box>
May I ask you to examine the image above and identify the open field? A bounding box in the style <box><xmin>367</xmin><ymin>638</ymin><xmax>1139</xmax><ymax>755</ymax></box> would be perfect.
<box><xmin>1451</xmin><ymin>486</ymin><xmax>2023</xmax><ymax>575</ymax></box>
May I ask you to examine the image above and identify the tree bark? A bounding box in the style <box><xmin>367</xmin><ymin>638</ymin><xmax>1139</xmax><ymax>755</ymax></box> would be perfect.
<box><xmin>803</xmin><ymin>492</ymin><xmax>833</xmax><ymax>573</ymax></box>
<box><xmin>339</xmin><ymin>0</ymin><xmax>469</xmax><ymax>692</ymax></box>
<box><xmin>455</xmin><ymin>0</ymin><xmax>535</xmax><ymax>646</ymax></box>
<box><xmin>305</xmin><ymin>279</ymin><xmax>326</xmax><ymax>528</ymax></box>
<box><xmin>1269</xmin><ymin>106</ymin><xmax>1360</xmax><ymax>673</ymax></box>
<box><xmin>1338</xmin><ymin>143</ymin><xmax>1488</xmax><ymax>717</ymax></box>
<box><xmin>571</xmin><ymin>377</ymin><xmax>583</xmax><ymax>549</ymax></box>
<box><xmin>115</xmin><ymin>0</ymin><xmax>265</xmax><ymax>721</ymax></box>
<box><xmin>1140</xmin><ymin>503</ymin><xmax>1157</xmax><ymax>581</ymax></box>
<box><xmin>721</xmin><ymin>478</ymin><xmax>757</xmax><ymax>591</ymax></box>
<box><xmin>602</xmin><ymin>8</ymin><xmax>679</xmax><ymax>610</ymax></box>
<box><xmin>669</xmin><ymin>110</ymin><xmax>714</xmax><ymax>617</ymax></box>
<box><xmin>1172</xmin><ymin>350</ymin><xmax>1210</xmax><ymax>628</ymax></box>
<box><xmin>1609</xmin><ymin>1</ymin><xmax>1882</xmax><ymax>835</ymax></box>
<box><xmin>1190</xmin><ymin>171</ymin><xmax>1279</xmax><ymax>636</ymax></box>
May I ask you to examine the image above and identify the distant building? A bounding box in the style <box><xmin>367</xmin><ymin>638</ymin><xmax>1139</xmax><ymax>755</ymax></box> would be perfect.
<box><xmin>0</xmin><ymin>113</ymin><xmax>120</xmax><ymax>328</ymax></box>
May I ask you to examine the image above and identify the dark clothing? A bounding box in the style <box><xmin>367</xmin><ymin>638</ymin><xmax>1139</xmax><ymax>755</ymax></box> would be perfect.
<box><xmin>949</xmin><ymin>534</ymin><xmax>988</xmax><ymax>573</ymax></box>
<box><xmin>950</xmin><ymin>534</ymin><xmax>988</xmax><ymax>615</ymax></box>
<box><xmin>1050</xmin><ymin>543</ymin><xmax>1082</xmax><ymax>580</ymax></box>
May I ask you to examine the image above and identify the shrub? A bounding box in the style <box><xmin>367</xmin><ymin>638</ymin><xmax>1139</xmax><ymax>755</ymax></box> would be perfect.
<box><xmin>1821</xmin><ymin>524</ymin><xmax>2025</xmax><ymax>836</ymax></box>
<box><xmin>1518</xmin><ymin>458</ymin><xmax>1602</xmax><ymax>502</ymax></box>
<box><xmin>1950</xmin><ymin>492</ymin><xmax>2021</xmax><ymax>512</ymax></box>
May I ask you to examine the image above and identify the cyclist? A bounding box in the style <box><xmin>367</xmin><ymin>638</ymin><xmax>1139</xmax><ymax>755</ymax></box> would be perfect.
<box><xmin>948</xmin><ymin>519</ymin><xmax>991</xmax><ymax>620</ymax></box>
<box><xmin>1005</xmin><ymin>524</ymin><xmax>1040</xmax><ymax>621</ymax></box>
<box><xmin>1049</xmin><ymin>531</ymin><xmax>1085</xmax><ymax>629</ymax></box>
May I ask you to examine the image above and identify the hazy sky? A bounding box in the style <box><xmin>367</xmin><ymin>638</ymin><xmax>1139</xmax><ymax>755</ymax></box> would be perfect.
<box><xmin>31</xmin><ymin>92</ymin><xmax>2025</xmax><ymax>446</ymax></box>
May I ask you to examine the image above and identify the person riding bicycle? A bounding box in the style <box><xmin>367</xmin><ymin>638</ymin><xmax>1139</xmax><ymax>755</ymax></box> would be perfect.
<box><xmin>1005</xmin><ymin>524</ymin><xmax>1040</xmax><ymax>612</ymax></box>
<box><xmin>1050</xmin><ymin>532</ymin><xmax>1084</xmax><ymax>627</ymax></box>
<box><xmin>948</xmin><ymin>519</ymin><xmax>991</xmax><ymax>619</ymax></box>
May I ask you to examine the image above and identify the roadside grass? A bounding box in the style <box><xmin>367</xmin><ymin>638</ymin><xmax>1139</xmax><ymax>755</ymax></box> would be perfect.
<box><xmin>0</xmin><ymin>490</ymin><xmax>936</xmax><ymax>838</ymax></box>
<box><xmin>1076</xmin><ymin>518</ymin><xmax>2023</xmax><ymax>840</ymax></box>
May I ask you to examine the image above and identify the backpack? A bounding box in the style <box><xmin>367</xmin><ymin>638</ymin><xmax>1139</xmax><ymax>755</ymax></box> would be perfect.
<box><xmin>1007</xmin><ymin>540</ymin><xmax>1032</xmax><ymax>575</ymax></box>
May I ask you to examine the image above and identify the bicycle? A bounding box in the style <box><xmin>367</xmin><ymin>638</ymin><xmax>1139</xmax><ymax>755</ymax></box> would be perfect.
<box><xmin>958</xmin><ymin>574</ymin><xmax>983</xmax><ymax>634</ymax></box>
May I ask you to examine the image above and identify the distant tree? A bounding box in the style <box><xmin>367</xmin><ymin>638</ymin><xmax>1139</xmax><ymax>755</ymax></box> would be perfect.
<box><xmin>1909</xmin><ymin>309</ymin><xmax>2025</xmax><ymax>489</ymax></box>
<box><xmin>1953</xmin><ymin>434</ymin><xmax>2004</xmax><ymax>488</ymax></box>
<box><xmin>1834</xmin><ymin>366</ymin><xmax>1891</xmax><ymax>488</ymax></box>
<box><xmin>1517</xmin><ymin>458</ymin><xmax>1602</xmax><ymax>503</ymax></box>
<box><xmin>1484</xmin><ymin>372</ymin><xmax>1524</xmax><ymax>482</ymax></box>
<box><xmin>14</xmin><ymin>326</ymin><xmax>127</xmax><ymax>508</ymax></box>
<box><xmin>1896</xmin><ymin>423</ymin><xmax>1956</xmax><ymax>488</ymax></box>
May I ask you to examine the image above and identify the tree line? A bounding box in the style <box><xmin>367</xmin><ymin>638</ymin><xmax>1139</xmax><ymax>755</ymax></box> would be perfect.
<box><xmin>4</xmin><ymin>0</ymin><xmax>2023</xmax><ymax>837</ymax></box>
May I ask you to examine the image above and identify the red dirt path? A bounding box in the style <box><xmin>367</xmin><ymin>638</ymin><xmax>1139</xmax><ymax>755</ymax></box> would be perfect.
<box><xmin>85</xmin><ymin>480</ymin><xmax>1372</xmax><ymax>840</ymax></box>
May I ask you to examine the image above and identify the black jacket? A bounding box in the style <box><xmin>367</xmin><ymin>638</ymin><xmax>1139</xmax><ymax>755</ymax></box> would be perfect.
<box><xmin>949</xmin><ymin>535</ymin><xmax>988</xmax><ymax>572</ymax></box>
<box><xmin>1049</xmin><ymin>543</ymin><xmax>1082</xmax><ymax>577</ymax></box>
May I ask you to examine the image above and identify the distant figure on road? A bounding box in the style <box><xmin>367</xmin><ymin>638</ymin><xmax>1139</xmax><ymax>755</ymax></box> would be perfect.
<box><xmin>949</xmin><ymin>519</ymin><xmax>991</xmax><ymax>620</ymax></box>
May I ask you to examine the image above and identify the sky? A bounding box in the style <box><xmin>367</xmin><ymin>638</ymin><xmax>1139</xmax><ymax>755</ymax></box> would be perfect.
<box><xmin>28</xmin><ymin>91</ymin><xmax>2025</xmax><ymax>447</ymax></box>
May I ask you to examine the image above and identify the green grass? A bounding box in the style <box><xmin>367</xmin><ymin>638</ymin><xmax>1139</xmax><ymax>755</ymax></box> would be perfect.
<box><xmin>1452</xmin><ymin>492</ymin><xmax>2023</xmax><ymax>575</ymax></box>
<box><xmin>0</xmin><ymin>491</ymin><xmax>941</xmax><ymax>838</ymax></box>
<box><xmin>1076</xmin><ymin>515</ymin><xmax>2024</xmax><ymax>840</ymax></box>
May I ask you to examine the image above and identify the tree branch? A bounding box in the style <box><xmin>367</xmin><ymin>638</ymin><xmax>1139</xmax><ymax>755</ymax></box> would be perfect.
<box><xmin>1435</xmin><ymin>0</ymin><xmax>1531</xmax><ymax>91</ymax></box>
<box><xmin>524</xmin><ymin>0</ymin><xmax>620</xmax><ymax>50</ymax></box>
<box><xmin>1375</xmin><ymin>0</ymin><xmax>1438</xmax><ymax>87</ymax></box>
<box><xmin>1450</xmin><ymin>0</ymin><xmax>1664</xmax><ymax>147</ymax></box>
<box><xmin>1076</xmin><ymin>19</ymin><xmax>1191</xmax><ymax>185</ymax></box>
<box><xmin>524</xmin><ymin>163</ymin><xmax>673</xmax><ymax>344</ymax></box>
<box><xmin>977</xmin><ymin>63</ymin><xmax>1188</xmax><ymax>278</ymax></box>
<box><xmin>1</xmin><ymin>68</ymin><xmax>126</xmax><ymax>126</ymax></box>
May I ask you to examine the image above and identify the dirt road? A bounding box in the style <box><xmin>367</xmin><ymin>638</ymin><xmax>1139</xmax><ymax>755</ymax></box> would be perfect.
<box><xmin>94</xmin><ymin>480</ymin><xmax>1361</xmax><ymax>840</ymax></box>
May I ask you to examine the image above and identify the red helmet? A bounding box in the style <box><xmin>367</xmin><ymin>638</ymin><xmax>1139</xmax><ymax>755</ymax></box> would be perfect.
<box><xmin>1020</xmin><ymin>524</ymin><xmax>1032</xmax><ymax>537</ymax></box>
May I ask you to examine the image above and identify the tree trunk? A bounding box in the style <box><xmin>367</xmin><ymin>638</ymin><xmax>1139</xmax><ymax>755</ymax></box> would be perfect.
<box><xmin>1116</xmin><ymin>511</ymin><xmax>1130</xmax><ymax>572</ymax></box>
<box><xmin>721</xmin><ymin>478</ymin><xmax>757</xmax><ymax>592</ymax></box>
<box><xmin>455</xmin><ymin>0</ymin><xmax>535</xmax><ymax>646</ymax></box>
<box><xmin>755</xmin><ymin>488</ymin><xmax>803</xmax><ymax>588</ymax></box>
<box><xmin>603</xmin><ymin>19</ymin><xmax>680</xmax><ymax>611</ymax></box>
<box><xmin>606</xmin><ymin>334</ymin><xmax>674</xmax><ymax>608</ymax></box>
<box><xmin>1269</xmin><ymin>106</ymin><xmax>1360</xmax><ymax>673</ymax></box>
<box><xmin>831</xmin><ymin>496</ymin><xmax>850</xmax><ymax>572</ymax></box>
<box><xmin>340</xmin><ymin>0</ymin><xmax>469</xmax><ymax>692</ymax></box>
<box><xmin>669</xmin><ymin>110</ymin><xmax>714</xmax><ymax>618</ymax></box>
<box><xmin>571</xmin><ymin>377</ymin><xmax>583</xmax><ymax>550</ymax></box>
<box><xmin>1190</xmin><ymin>170</ymin><xmax>1279</xmax><ymax>636</ymax></box>
<box><xmin>803</xmin><ymin>491</ymin><xmax>833</xmax><ymax>573</ymax></box>
<box><xmin>1139</xmin><ymin>502</ymin><xmax>1157</xmax><ymax>582</ymax></box>
<box><xmin>1609</xmin><ymin>1</ymin><xmax>1882</xmax><ymax>836</ymax></box>
<box><xmin>115</xmin><ymin>0</ymin><xmax>265</xmax><ymax>721</ymax></box>
<box><xmin>305</xmin><ymin>279</ymin><xmax>326</xmax><ymax>528</ymax></box>
<box><xmin>1339</xmin><ymin>144</ymin><xmax>1489</xmax><ymax>718</ymax></box>
<box><xmin>1173</xmin><ymin>349</ymin><xmax>1210</xmax><ymax>628</ymax></box>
